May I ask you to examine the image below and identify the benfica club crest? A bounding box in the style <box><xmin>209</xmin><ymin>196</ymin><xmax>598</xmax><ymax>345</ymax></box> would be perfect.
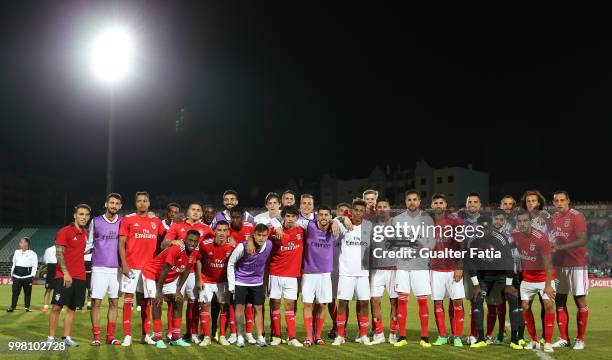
<box><xmin>564</xmin><ymin>219</ymin><xmax>570</xmax><ymax>227</ymax></box>
<box><xmin>151</xmin><ymin>222</ymin><xmax>157</xmax><ymax>230</ymax></box>
<box><xmin>529</xmin><ymin>242</ymin><xmax>536</xmax><ymax>252</ymax></box>
<box><xmin>296</xmin><ymin>234</ymin><xmax>302</xmax><ymax>240</ymax></box>
<box><xmin>199</xmin><ymin>230</ymin><xmax>204</xmax><ymax>236</ymax></box>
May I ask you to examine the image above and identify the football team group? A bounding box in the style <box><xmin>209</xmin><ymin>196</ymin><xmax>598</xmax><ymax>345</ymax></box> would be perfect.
<box><xmin>26</xmin><ymin>188</ymin><xmax>588</xmax><ymax>353</ymax></box>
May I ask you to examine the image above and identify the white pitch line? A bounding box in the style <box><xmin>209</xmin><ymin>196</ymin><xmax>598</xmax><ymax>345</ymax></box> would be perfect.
<box><xmin>532</xmin><ymin>348</ymin><xmax>554</xmax><ymax>360</ymax></box>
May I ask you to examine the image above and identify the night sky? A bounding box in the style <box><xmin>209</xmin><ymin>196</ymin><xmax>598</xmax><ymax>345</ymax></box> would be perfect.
<box><xmin>1</xmin><ymin>1</ymin><xmax>609</xmax><ymax>202</ymax></box>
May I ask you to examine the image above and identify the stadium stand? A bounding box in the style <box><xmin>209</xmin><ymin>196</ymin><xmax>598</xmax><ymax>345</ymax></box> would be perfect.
<box><xmin>0</xmin><ymin>228</ymin><xmax>13</xmax><ymax>244</ymax></box>
<box><xmin>29</xmin><ymin>227</ymin><xmax>59</xmax><ymax>259</ymax></box>
<box><xmin>0</xmin><ymin>228</ymin><xmax>38</xmax><ymax>261</ymax></box>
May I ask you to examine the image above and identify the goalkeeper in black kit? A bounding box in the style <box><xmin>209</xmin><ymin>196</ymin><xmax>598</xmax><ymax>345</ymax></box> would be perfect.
<box><xmin>466</xmin><ymin>215</ymin><xmax>522</xmax><ymax>349</ymax></box>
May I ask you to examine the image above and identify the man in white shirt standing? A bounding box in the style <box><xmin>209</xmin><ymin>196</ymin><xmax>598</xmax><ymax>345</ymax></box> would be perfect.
<box><xmin>254</xmin><ymin>193</ymin><xmax>283</xmax><ymax>226</ymax></box>
<box><xmin>331</xmin><ymin>199</ymin><xmax>372</xmax><ymax>346</ymax></box>
<box><xmin>8</xmin><ymin>237</ymin><xmax>38</xmax><ymax>312</ymax></box>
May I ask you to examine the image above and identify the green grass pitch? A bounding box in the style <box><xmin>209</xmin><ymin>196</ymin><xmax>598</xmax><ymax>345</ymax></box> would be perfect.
<box><xmin>0</xmin><ymin>286</ymin><xmax>609</xmax><ymax>359</ymax></box>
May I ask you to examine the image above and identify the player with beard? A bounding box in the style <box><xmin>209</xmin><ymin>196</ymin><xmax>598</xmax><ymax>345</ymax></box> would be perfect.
<box><xmin>499</xmin><ymin>195</ymin><xmax>518</xmax><ymax>240</ymax></box>
<box><xmin>466</xmin><ymin>215</ymin><xmax>520</xmax><ymax>349</ymax></box>
<box><xmin>429</xmin><ymin>193</ymin><xmax>465</xmax><ymax>348</ymax></box>
<box><xmin>212</xmin><ymin>190</ymin><xmax>254</xmax><ymax>228</ymax></box>
<box><xmin>392</xmin><ymin>191</ymin><xmax>435</xmax><ymax>348</ymax></box>
<box><xmin>459</xmin><ymin>192</ymin><xmax>482</xmax><ymax>345</ymax></box>
<box><xmin>483</xmin><ymin>209</ymin><xmax>511</xmax><ymax>345</ymax></box>
<box><xmin>500</xmin><ymin>195</ymin><xmax>517</xmax><ymax>214</ymax></box>
<box><xmin>47</xmin><ymin>204</ymin><xmax>92</xmax><ymax>348</ymax></box>
<box><xmin>300</xmin><ymin>206</ymin><xmax>336</xmax><ymax>346</ymax></box>
<box><xmin>87</xmin><ymin>193</ymin><xmax>123</xmax><ymax>346</ymax></box>
<box><xmin>281</xmin><ymin>190</ymin><xmax>296</xmax><ymax>207</ymax></box>
<box><xmin>550</xmin><ymin>191</ymin><xmax>589</xmax><ymax>350</ymax></box>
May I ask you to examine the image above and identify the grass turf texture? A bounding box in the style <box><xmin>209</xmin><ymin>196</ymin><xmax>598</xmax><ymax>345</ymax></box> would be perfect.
<box><xmin>0</xmin><ymin>286</ymin><xmax>609</xmax><ymax>359</ymax></box>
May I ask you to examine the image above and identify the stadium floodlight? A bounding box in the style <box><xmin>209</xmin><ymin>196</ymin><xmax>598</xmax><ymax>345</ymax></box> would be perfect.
<box><xmin>87</xmin><ymin>25</ymin><xmax>135</xmax><ymax>194</ymax></box>
<box><xmin>89</xmin><ymin>26</ymin><xmax>134</xmax><ymax>84</ymax></box>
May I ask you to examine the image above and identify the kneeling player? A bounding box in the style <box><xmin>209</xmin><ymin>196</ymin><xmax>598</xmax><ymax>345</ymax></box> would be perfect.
<box><xmin>142</xmin><ymin>230</ymin><xmax>199</xmax><ymax>348</ymax></box>
<box><xmin>228</xmin><ymin>223</ymin><xmax>273</xmax><ymax>347</ymax></box>
<box><xmin>513</xmin><ymin>211</ymin><xmax>556</xmax><ymax>352</ymax></box>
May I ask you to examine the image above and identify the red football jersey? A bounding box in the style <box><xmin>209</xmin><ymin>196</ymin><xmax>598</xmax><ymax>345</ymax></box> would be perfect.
<box><xmin>166</xmin><ymin>220</ymin><xmax>214</xmax><ymax>272</ymax></box>
<box><xmin>430</xmin><ymin>214</ymin><xmax>464</xmax><ymax>271</ymax></box>
<box><xmin>513</xmin><ymin>229</ymin><xmax>554</xmax><ymax>282</ymax></box>
<box><xmin>199</xmin><ymin>241</ymin><xmax>235</xmax><ymax>284</ymax></box>
<box><xmin>166</xmin><ymin>220</ymin><xmax>214</xmax><ymax>241</ymax></box>
<box><xmin>551</xmin><ymin>209</ymin><xmax>588</xmax><ymax>267</ymax></box>
<box><xmin>143</xmin><ymin>245</ymin><xmax>198</xmax><ymax>284</ymax></box>
<box><xmin>119</xmin><ymin>213</ymin><xmax>166</xmax><ymax>270</ymax></box>
<box><xmin>55</xmin><ymin>225</ymin><xmax>88</xmax><ymax>280</ymax></box>
<box><xmin>269</xmin><ymin>225</ymin><xmax>304</xmax><ymax>277</ymax></box>
<box><xmin>230</xmin><ymin>222</ymin><xmax>254</xmax><ymax>243</ymax></box>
